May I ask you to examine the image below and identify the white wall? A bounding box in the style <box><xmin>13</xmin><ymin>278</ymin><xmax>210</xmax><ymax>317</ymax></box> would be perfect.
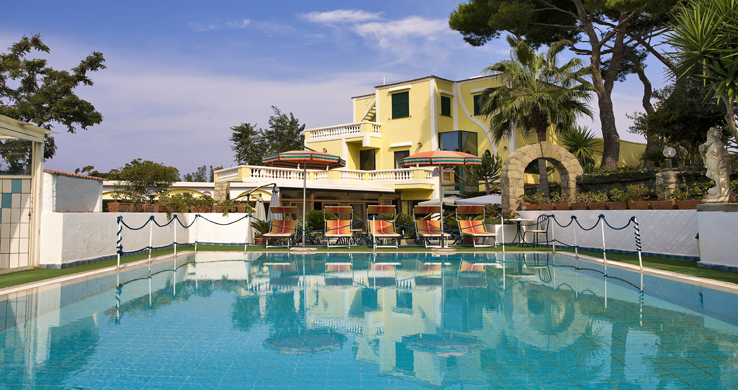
<box><xmin>696</xmin><ymin>205</ymin><xmax>738</xmax><ymax>270</ymax></box>
<box><xmin>43</xmin><ymin>172</ymin><xmax>102</xmax><ymax>213</ymax></box>
<box><xmin>518</xmin><ymin>210</ymin><xmax>699</xmax><ymax>259</ymax></box>
<box><xmin>39</xmin><ymin>212</ymin><xmax>251</xmax><ymax>268</ymax></box>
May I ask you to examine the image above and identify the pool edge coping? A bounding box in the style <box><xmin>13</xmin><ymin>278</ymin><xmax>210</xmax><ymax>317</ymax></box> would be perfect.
<box><xmin>1</xmin><ymin>249</ymin><xmax>737</xmax><ymax>297</ymax></box>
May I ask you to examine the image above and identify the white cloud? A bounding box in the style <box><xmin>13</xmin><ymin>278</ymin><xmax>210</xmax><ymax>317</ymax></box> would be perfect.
<box><xmin>190</xmin><ymin>19</ymin><xmax>250</xmax><ymax>32</ymax></box>
<box><xmin>299</xmin><ymin>10</ymin><xmax>382</xmax><ymax>24</ymax></box>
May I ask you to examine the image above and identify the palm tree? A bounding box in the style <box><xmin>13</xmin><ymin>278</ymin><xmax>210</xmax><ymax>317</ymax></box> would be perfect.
<box><xmin>479</xmin><ymin>36</ymin><xmax>595</xmax><ymax>197</ymax></box>
<box><xmin>560</xmin><ymin>126</ymin><xmax>600</xmax><ymax>172</ymax></box>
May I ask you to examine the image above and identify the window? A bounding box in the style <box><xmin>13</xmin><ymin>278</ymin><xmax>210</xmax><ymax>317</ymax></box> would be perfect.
<box><xmin>392</xmin><ymin>91</ymin><xmax>409</xmax><ymax>119</ymax></box>
<box><xmin>394</xmin><ymin>150</ymin><xmax>410</xmax><ymax>169</ymax></box>
<box><xmin>360</xmin><ymin>149</ymin><xmax>376</xmax><ymax>170</ymax></box>
<box><xmin>473</xmin><ymin>95</ymin><xmax>482</xmax><ymax>116</ymax></box>
<box><xmin>440</xmin><ymin>95</ymin><xmax>451</xmax><ymax>117</ymax></box>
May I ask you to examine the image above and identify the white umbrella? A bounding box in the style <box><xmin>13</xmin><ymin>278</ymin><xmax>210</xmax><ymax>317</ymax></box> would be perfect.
<box><xmin>455</xmin><ymin>194</ymin><xmax>502</xmax><ymax>205</ymax></box>
<box><xmin>418</xmin><ymin>196</ymin><xmax>463</xmax><ymax>206</ymax></box>
<box><xmin>255</xmin><ymin>194</ymin><xmax>266</xmax><ymax>221</ymax></box>
<box><xmin>266</xmin><ymin>187</ymin><xmax>282</xmax><ymax>221</ymax></box>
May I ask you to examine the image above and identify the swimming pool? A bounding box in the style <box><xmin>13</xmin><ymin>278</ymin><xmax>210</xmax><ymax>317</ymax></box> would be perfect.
<box><xmin>1</xmin><ymin>252</ymin><xmax>737</xmax><ymax>389</ymax></box>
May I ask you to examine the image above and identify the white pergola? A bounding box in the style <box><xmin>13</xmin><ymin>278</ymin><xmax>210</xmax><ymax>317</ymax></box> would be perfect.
<box><xmin>0</xmin><ymin>115</ymin><xmax>56</xmax><ymax>268</ymax></box>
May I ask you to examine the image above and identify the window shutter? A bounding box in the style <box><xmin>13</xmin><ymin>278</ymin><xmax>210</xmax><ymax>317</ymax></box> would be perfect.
<box><xmin>392</xmin><ymin>91</ymin><xmax>409</xmax><ymax>119</ymax></box>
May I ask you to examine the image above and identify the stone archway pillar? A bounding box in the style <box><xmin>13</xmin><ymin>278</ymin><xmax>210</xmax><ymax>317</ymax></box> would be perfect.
<box><xmin>501</xmin><ymin>141</ymin><xmax>583</xmax><ymax>210</ymax></box>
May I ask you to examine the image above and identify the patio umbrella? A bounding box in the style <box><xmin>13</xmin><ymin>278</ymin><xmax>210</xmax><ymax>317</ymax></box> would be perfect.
<box><xmin>266</xmin><ymin>187</ymin><xmax>282</xmax><ymax>221</ymax></box>
<box><xmin>399</xmin><ymin>150</ymin><xmax>481</xmax><ymax>247</ymax></box>
<box><xmin>254</xmin><ymin>194</ymin><xmax>266</xmax><ymax>221</ymax></box>
<box><xmin>263</xmin><ymin>150</ymin><xmax>346</xmax><ymax>247</ymax></box>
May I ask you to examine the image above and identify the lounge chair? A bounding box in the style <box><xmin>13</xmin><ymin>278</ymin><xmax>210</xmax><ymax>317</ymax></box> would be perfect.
<box><xmin>264</xmin><ymin>206</ymin><xmax>298</xmax><ymax>248</ymax></box>
<box><xmin>456</xmin><ymin>205</ymin><xmax>497</xmax><ymax>248</ymax></box>
<box><xmin>324</xmin><ymin>206</ymin><xmax>353</xmax><ymax>248</ymax></box>
<box><xmin>413</xmin><ymin>205</ymin><xmax>449</xmax><ymax>248</ymax></box>
<box><xmin>367</xmin><ymin>205</ymin><xmax>401</xmax><ymax>249</ymax></box>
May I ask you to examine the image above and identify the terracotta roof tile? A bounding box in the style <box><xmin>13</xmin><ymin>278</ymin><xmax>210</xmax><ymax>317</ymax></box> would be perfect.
<box><xmin>44</xmin><ymin>169</ymin><xmax>105</xmax><ymax>181</ymax></box>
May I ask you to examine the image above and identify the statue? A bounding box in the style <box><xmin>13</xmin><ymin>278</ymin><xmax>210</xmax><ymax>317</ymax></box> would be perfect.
<box><xmin>699</xmin><ymin>127</ymin><xmax>733</xmax><ymax>203</ymax></box>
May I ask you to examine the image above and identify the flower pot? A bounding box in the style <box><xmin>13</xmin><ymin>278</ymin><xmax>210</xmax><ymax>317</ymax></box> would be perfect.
<box><xmin>538</xmin><ymin>204</ymin><xmax>554</xmax><ymax>211</ymax></box>
<box><xmin>675</xmin><ymin>199</ymin><xmax>703</xmax><ymax>209</ymax></box>
<box><xmin>213</xmin><ymin>206</ymin><xmax>224</xmax><ymax>213</ymax></box>
<box><xmin>237</xmin><ymin>206</ymin><xmax>247</xmax><ymax>213</ymax></box>
<box><xmin>108</xmin><ymin>203</ymin><xmax>122</xmax><ymax>212</ymax></box>
<box><xmin>650</xmin><ymin>200</ymin><xmax>675</xmax><ymax>210</ymax></box>
<box><xmin>603</xmin><ymin>202</ymin><xmax>627</xmax><ymax>210</ymax></box>
<box><xmin>119</xmin><ymin>203</ymin><xmax>134</xmax><ymax>212</ymax></box>
<box><xmin>628</xmin><ymin>201</ymin><xmax>650</xmax><ymax>210</ymax></box>
<box><xmin>569</xmin><ymin>202</ymin><xmax>588</xmax><ymax>210</ymax></box>
<box><xmin>143</xmin><ymin>204</ymin><xmax>158</xmax><ymax>213</ymax></box>
<box><xmin>553</xmin><ymin>203</ymin><xmax>571</xmax><ymax>211</ymax></box>
<box><xmin>520</xmin><ymin>203</ymin><xmax>539</xmax><ymax>211</ymax></box>
<box><xmin>586</xmin><ymin>202</ymin><xmax>605</xmax><ymax>210</ymax></box>
<box><xmin>190</xmin><ymin>206</ymin><xmax>212</xmax><ymax>213</ymax></box>
<box><xmin>254</xmin><ymin>237</ymin><xmax>267</xmax><ymax>246</ymax></box>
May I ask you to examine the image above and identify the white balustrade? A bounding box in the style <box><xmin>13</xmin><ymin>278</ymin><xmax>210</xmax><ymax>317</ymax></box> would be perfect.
<box><xmin>313</xmin><ymin>171</ymin><xmax>329</xmax><ymax>181</ymax></box>
<box><xmin>306</xmin><ymin>122</ymin><xmax>381</xmax><ymax>139</ymax></box>
<box><xmin>340</xmin><ymin>170</ymin><xmax>365</xmax><ymax>181</ymax></box>
<box><xmin>249</xmin><ymin>166</ymin><xmax>305</xmax><ymax>180</ymax></box>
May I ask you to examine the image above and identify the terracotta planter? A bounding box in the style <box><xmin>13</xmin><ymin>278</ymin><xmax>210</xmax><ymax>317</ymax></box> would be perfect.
<box><xmin>190</xmin><ymin>206</ymin><xmax>212</xmax><ymax>213</ymax></box>
<box><xmin>254</xmin><ymin>237</ymin><xmax>267</xmax><ymax>246</ymax></box>
<box><xmin>237</xmin><ymin>206</ymin><xmax>247</xmax><ymax>213</ymax></box>
<box><xmin>629</xmin><ymin>201</ymin><xmax>650</xmax><ymax>210</ymax></box>
<box><xmin>538</xmin><ymin>204</ymin><xmax>554</xmax><ymax>211</ymax></box>
<box><xmin>118</xmin><ymin>203</ymin><xmax>134</xmax><ymax>212</ymax></box>
<box><xmin>603</xmin><ymin>202</ymin><xmax>627</xmax><ymax>210</ymax></box>
<box><xmin>675</xmin><ymin>199</ymin><xmax>703</xmax><ymax>209</ymax></box>
<box><xmin>213</xmin><ymin>206</ymin><xmax>224</xmax><ymax>213</ymax></box>
<box><xmin>108</xmin><ymin>203</ymin><xmax>121</xmax><ymax>212</ymax></box>
<box><xmin>142</xmin><ymin>204</ymin><xmax>158</xmax><ymax>212</ymax></box>
<box><xmin>520</xmin><ymin>203</ymin><xmax>539</xmax><ymax>211</ymax></box>
<box><xmin>553</xmin><ymin>203</ymin><xmax>571</xmax><ymax>210</ymax></box>
<box><xmin>569</xmin><ymin>202</ymin><xmax>588</xmax><ymax>210</ymax></box>
<box><xmin>586</xmin><ymin>202</ymin><xmax>605</xmax><ymax>210</ymax></box>
<box><xmin>650</xmin><ymin>200</ymin><xmax>676</xmax><ymax>210</ymax></box>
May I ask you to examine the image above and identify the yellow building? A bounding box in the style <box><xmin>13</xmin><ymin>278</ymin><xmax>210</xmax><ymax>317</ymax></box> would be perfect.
<box><xmin>215</xmin><ymin>75</ymin><xmax>646</xmax><ymax>215</ymax></box>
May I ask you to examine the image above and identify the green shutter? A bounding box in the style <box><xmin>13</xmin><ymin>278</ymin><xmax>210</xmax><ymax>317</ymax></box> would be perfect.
<box><xmin>392</xmin><ymin>91</ymin><xmax>409</xmax><ymax>119</ymax></box>
<box><xmin>473</xmin><ymin>95</ymin><xmax>481</xmax><ymax>116</ymax></box>
<box><xmin>440</xmin><ymin>96</ymin><xmax>451</xmax><ymax>117</ymax></box>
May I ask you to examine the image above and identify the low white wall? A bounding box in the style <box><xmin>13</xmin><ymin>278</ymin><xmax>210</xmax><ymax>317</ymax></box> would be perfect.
<box><xmin>39</xmin><ymin>212</ymin><xmax>252</xmax><ymax>268</ymax></box>
<box><xmin>42</xmin><ymin>172</ymin><xmax>102</xmax><ymax>212</ymax></box>
<box><xmin>518</xmin><ymin>210</ymin><xmax>699</xmax><ymax>259</ymax></box>
<box><xmin>696</xmin><ymin>204</ymin><xmax>738</xmax><ymax>270</ymax></box>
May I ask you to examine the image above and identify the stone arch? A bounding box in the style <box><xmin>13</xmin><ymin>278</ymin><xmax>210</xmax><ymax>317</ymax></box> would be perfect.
<box><xmin>501</xmin><ymin>141</ymin><xmax>583</xmax><ymax>210</ymax></box>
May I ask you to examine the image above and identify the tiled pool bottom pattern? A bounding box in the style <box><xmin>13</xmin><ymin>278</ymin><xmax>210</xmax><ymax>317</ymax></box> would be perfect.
<box><xmin>0</xmin><ymin>253</ymin><xmax>736</xmax><ymax>389</ymax></box>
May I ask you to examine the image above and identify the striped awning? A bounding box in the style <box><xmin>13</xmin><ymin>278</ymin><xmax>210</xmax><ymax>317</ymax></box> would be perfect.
<box><xmin>263</xmin><ymin>150</ymin><xmax>346</xmax><ymax>170</ymax></box>
<box><xmin>399</xmin><ymin>150</ymin><xmax>481</xmax><ymax>167</ymax></box>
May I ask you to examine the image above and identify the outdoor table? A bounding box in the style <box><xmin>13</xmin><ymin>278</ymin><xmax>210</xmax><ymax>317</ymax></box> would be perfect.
<box><xmin>508</xmin><ymin>218</ymin><xmax>534</xmax><ymax>244</ymax></box>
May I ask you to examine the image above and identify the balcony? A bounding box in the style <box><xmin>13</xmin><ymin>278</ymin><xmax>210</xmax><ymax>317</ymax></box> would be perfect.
<box><xmin>305</xmin><ymin>122</ymin><xmax>381</xmax><ymax>142</ymax></box>
<box><xmin>215</xmin><ymin>165</ymin><xmax>438</xmax><ymax>191</ymax></box>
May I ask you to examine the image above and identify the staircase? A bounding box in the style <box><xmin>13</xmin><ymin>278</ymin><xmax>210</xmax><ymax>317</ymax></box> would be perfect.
<box><xmin>361</xmin><ymin>100</ymin><xmax>376</xmax><ymax>122</ymax></box>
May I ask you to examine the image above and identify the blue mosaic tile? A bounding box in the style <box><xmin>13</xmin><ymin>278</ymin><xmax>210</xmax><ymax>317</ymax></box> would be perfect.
<box><xmin>11</xmin><ymin>179</ymin><xmax>21</xmax><ymax>193</ymax></box>
<box><xmin>1</xmin><ymin>193</ymin><xmax>11</xmax><ymax>208</ymax></box>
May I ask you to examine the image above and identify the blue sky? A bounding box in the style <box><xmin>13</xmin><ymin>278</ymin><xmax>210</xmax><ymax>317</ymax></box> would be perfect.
<box><xmin>2</xmin><ymin>0</ymin><xmax>662</xmax><ymax>176</ymax></box>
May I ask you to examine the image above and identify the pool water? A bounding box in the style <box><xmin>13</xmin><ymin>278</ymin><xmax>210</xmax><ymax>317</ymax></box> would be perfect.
<box><xmin>1</xmin><ymin>252</ymin><xmax>737</xmax><ymax>389</ymax></box>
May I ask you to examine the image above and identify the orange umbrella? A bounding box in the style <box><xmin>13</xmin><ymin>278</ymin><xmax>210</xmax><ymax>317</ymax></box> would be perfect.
<box><xmin>263</xmin><ymin>150</ymin><xmax>346</xmax><ymax>247</ymax></box>
<box><xmin>399</xmin><ymin>150</ymin><xmax>482</xmax><ymax>247</ymax></box>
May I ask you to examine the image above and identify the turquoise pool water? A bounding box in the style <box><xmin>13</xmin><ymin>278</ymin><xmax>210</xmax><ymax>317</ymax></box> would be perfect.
<box><xmin>1</xmin><ymin>252</ymin><xmax>737</xmax><ymax>389</ymax></box>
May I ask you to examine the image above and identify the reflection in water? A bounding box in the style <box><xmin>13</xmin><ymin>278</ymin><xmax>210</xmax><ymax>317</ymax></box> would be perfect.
<box><xmin>0</xmin><ymin>252</ymin><xmax>737</xmax><ymax>389</ymax></box>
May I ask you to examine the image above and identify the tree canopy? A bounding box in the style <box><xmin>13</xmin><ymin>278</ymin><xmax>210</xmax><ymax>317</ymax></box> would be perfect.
<box><xmin>449</xmin><ymin>0</ymin><xmax>680</xmax><ymax>168</ymax></box>
<box><xmin>183</xmin><ymin>165</ymin><xmax>213</xmax><ymax>182</ymax></box>
<box><xmin>113</xmin><ymin>159</ymin><xmax>180</xmax><ymax>202</ymax></box>
<box><xmin>0</xmin><ymin>34</ymin><xmax>106</xmax><ymax>163</ymax></box>
<box><xmin>230</xmin><ymin>106</ymin><xmax>305</xmax><ymax>165</ymax></box>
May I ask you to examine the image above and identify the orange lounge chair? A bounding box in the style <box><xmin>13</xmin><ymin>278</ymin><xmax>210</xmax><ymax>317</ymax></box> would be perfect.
<box><xmin>264</xmin><ymin>219</ymin><xmax>296</xmax><ymax>248</ymax></box>
<box><xmin>456</xmin><ymin>205</ymin><xmax>496</xmax><ymax>248</ymax></box>
<box><xmin>415</xmin><ymin>220</ymin><xmax>450</xmax><ymax>248</ymax></box>
<box><xmin>369</xmin><ymin>219</ymin><xmax>401</xmax><ymax>249</ymax></box>
<box><xmin>324</xmin><ymin>206</ymin><xmax>353</xmax><ymax>248</ymax></box>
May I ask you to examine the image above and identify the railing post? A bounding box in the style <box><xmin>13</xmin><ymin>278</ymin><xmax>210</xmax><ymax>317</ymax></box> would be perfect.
<box><xmin>116</xmin><ymin>216</ymin><xmax>122</xmax><ymax>270</ymax></box>
<box><xmin>148</xmin><ymin>216</ymin><xmax>153</xmax><ymax>263</ymax></box>
<box><xmin>573</xmin><ymin>217</ymin><xmax>578</xmax><ymax>258</ymax></box>
<box><xmin>194</xmin><ymin>215</ymin><xmax>199</xmax><ymax>252</ymax></box>
<box><xmin>634</xmin><ymin>217</ymin><xmax>643</xmax><ymax>271</ymax></box>
<box><xmin>245</xmin><ymin>214</ymin><xmax>251</xmax><ymax>252</ymax></box>
<box><xmin>501</xmin><ymin>216</ymin><xmax>505</xmax><ymax>253</ymax></box>
<box><xmin>600</xmin><ymin>215</ymin><xmax>607</xmax><ymax>265</ymax></box>
<box><xmin>372</xmin><ymin>215</ymin><xmax>376</xmax><ymax>251</ymax></box>
<box><xmin>550</xmin><ymin>215</ymin><xmax>556</xmax><ymax>254</ymax></box>
<box><xmin>173</xmin><ymin>214</ymin><xmax>177</xmax><ymax>256</ymax></box>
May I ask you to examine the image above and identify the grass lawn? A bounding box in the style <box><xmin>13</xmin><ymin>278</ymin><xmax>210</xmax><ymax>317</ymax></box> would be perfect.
<box><xmin>0</xmin><ymin>244</ymin><xmax>736</xmax><ymax>290</ymax></box>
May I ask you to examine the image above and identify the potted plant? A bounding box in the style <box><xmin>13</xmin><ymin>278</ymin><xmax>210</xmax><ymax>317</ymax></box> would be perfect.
<box><xmin>251</xmin><ymin>219</ymin><xmax>271</xmax><ymax>246</ymax></box>
<box><xmin>394</xmin><ymin>213</ymin><xmax>416</xmax><ymax>244</ymax></box>
<box><xmin>521</xmin><ymin>192</ymin><xmax>547</xmax><ymax>211</ymax></box>
<box><xmin>569</xmin><ymin>192</ymin><xmax>589</xmax><ymax>210</ymax></box>
<box><xmin>158</xmin><ymin>193</ymin><xmax>192</xmax><ymax>219</ymax></box>
<box><xmin>585</xmin><ymin>192</ymin><xmax>607</xmax><ymax>210</ymax></box>
<box><xmin>670</xmin><ymin>183</ymin><xmax>705</xmax><ymax>209</ymax></box>
<box><xmin>550</xmin><ymin>193</ymin><xmax>571</xmax><ymax>210</ymax></box>
<box><xmin>191</xmin><ymin>195</ymin><xmax>215</xmax><ymax>213</ymax></box>
<box><xmin>604</xmin><ymin>189</ymin><xmax>628</xmax><ymax>210</ymax></box>
<box><xmin>215</xmin><ymin>199</ymin><xmax>238</xmax><ymax>216</ymax></box>
<box><xmin>624</xmin><ymin>184</ymin><xmax>650</xmax><ymax>209</ymax></box>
